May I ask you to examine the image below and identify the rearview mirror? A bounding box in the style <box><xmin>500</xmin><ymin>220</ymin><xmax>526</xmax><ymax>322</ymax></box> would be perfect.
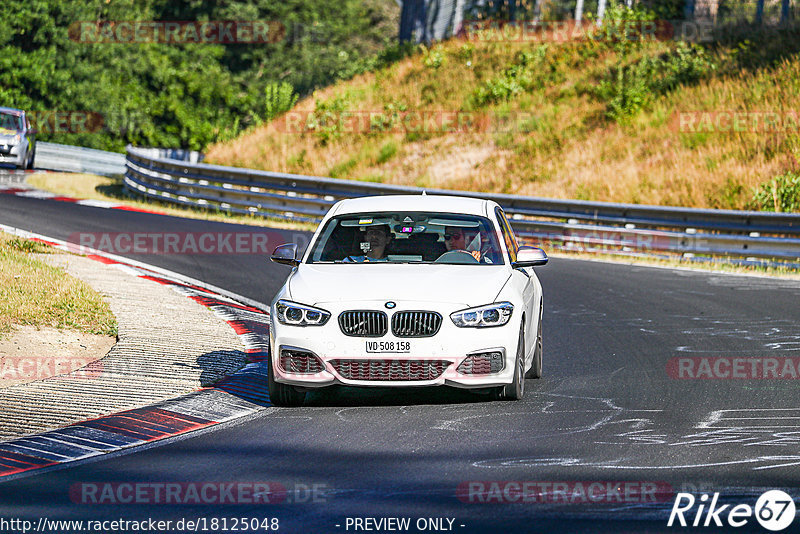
<box><xmin>270</xmin><ymin>243</ymin><xmax>299</xmax><ymax>267</ymax></box>
<box><xmin>513</xmin><ymin>246</ymin><xmax>548</xmax><ymax>268</ymax></box>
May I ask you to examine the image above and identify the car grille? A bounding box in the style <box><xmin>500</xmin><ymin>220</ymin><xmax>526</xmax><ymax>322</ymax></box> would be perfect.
<box><xmin>330</xmin><ymin>359</ymin><xmax>451</xmax><ymax>381</ymax></box>
<box><xmin>338</xmin><ymin>310</ymin><xmax>388</xmax><ymax>337</ymax></box>
<box><xmin>279</xmin><ymin>349</ymin><xmax>325</xmax><ymax>374</ymax></box>
<box><xmin>391</xmin><ymin>311</ymin><xmax>442</xmax><ymax>337</ymax></box>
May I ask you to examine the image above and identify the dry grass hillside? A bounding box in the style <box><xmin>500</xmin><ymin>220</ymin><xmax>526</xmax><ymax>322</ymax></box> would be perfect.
<box><xmin>207</xmin><ymin>7</ymin><xmax>800</xmax><ymax>211</ymax></box>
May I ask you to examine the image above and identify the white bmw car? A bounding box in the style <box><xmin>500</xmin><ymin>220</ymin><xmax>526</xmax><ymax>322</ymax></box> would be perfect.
<box><xmin>268</xmin><ymin>194</ymin><xmax>547</xmax><ymax>406</ymax></box>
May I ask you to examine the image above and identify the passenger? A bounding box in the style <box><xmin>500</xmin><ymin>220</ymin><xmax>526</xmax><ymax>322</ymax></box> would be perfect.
<box><xmin>344</xmin><ymin>224</ymin><xmax>393</xmax><ymax>262</ymax></box>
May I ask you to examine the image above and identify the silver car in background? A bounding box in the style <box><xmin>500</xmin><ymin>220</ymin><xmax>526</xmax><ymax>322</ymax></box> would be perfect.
<box><xmin>0</xmin><ymin>107</ymin><xmax>36</xmax><ymax>169</ymax></box>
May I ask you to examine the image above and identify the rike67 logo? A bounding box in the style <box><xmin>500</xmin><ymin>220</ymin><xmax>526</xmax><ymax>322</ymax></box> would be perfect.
<box><xmin>668</xmin><ymin>490</ymin><xmax>796</xmax><ymax>531</ymax></box>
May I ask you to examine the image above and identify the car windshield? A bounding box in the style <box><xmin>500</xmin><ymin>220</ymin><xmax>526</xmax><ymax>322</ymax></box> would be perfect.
<box><xmin>308</xmin><ymin>211</ymin><xmax>505</xmax><ymax>265</ymax></box>
<box><xmin>0</xmin><ymin>112</ymin><xmax>22</xmax><ymax>131</ymax></box>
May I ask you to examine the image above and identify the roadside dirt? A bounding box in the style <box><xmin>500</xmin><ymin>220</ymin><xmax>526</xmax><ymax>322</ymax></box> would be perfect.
<box><xmin>0</xmin><ymin>326</ymin><xmax>115</xmax><ymax>388</ymax></box>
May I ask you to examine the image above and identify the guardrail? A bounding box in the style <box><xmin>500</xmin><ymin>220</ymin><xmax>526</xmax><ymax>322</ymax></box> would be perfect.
<box><xmin>124</xmin><ymin>145</ymin><xmax>800</xmax><ymax>264</ymax></box>
<box><xmin>36</xmin><ymin>142</ymin><xmax>126</xmax><ymax>176</ymax></box>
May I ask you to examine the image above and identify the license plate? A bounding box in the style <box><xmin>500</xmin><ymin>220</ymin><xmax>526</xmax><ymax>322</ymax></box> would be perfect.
<box><xmin>366</xmin><ymin>340</ymin><xmax>411</xmax><ymax>353</ymax></box>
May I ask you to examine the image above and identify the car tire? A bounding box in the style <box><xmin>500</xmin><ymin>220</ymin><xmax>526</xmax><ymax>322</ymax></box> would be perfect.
<box><xmin>26</xmin><ymin>148</ymin><xmax>35</xmax><ymax>170</ymax></box>
<box><xmin>525</xmin><ymin>309</ymin><xmax>543</xmax><ymax>379</ymax></box>
<box><xmin>495</xmin><ymin>324</ymin><xmax>525</xmax><ymax>401</ymax></box>
<box><xmin>267</xmin><ymin>355</ymin><xmax>306</xmax><ymax>407</ymax></box>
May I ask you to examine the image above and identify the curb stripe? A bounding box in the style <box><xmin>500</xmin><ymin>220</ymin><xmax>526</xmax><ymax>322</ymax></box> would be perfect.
<box><xmin>0</xmin><ymin>220</ymin><xmax>277</xmax><ymax>481</ymax></box>
<box><xmin>85</xmin><ymin>254</ymin><xmax>118</xmax><ymax>264</ymax></box>
<box><xmin>0</xmin><ymin>186</ymin><xmax>167</xmax><ymax>216</ymax></box>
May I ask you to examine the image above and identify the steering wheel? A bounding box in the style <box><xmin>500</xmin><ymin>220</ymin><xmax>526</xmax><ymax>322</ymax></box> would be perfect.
<box><xmin>433</xmin><ymin>250</ymin><xmax>480</xmax><ymax>264</ymax></box>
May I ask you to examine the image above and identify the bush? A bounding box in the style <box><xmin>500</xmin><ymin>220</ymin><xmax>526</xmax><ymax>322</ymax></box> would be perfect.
<box><xmin>597</xmin><ymin>59</ymin><xmax>654</xmax><ymax>121</ymax></box>
<box><xmin>470</xmin><ymin>46</ymin><xmax>549</xmax><ymax>107</ymax></box>
<box><xmin>375</xmin><ymin>140</ymin><xmax>398</xmax><ymax>164</ymax></box>
<box><xmin>306</xmin><ymin>95</ymin><xmax>351</xmax><ymax>145</ymax></box>
<box><xmin>751</xmin><ymin>171</ymin><xmax>800</xmax><ymax>212</ymax></box>
<box><xmin>264</xmin><ymin>82</ymin><xmax>299</xmax><ymax>122</ymax></box>
<box><xmin>656</xmin><ymin>42</ymin><xmax>717</xmax><ymax>93</ymax></box>
<box><xmin>422</xmin><ymin>47</ymin><xmax>445</xmax><ymax>69</ymax></box>
<box><xmin>597</xmin><ymin>42</ymin><xmax>715</xmax><ymax>121</ymax></box>
<box><xmin>593</xmin><ymin>0</ymin><xmax>658</xmax><ymax>54</ymax></box>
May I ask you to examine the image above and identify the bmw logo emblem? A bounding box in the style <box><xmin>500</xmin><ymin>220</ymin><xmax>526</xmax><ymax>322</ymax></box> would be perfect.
<box><xmin>385</xmin><ymin>301</ymin><xmax>396</xmax><ymax>309</ymax></box>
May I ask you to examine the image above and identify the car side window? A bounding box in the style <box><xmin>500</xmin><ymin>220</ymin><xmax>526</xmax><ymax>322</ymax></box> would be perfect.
<box><xmin>495</xmin><ymin>207</ymin><xmax>518</xmax><ymax>263</ymax></box>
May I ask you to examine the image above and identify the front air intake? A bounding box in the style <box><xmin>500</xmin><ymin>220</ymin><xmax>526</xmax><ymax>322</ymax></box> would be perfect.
<box><xmin>457</xmin><ymin>352</ymin><xmax>504</xmax><ymax>374</ymax></box>
<box><xmin>330</xmin><ymin>359</ymin><xmax>450</xmax><ymax>381</ymax></box>
<box><xmin>279</xmin><ymin>348</ymin><xmax>325</xmax><ymax>374</ymax></box>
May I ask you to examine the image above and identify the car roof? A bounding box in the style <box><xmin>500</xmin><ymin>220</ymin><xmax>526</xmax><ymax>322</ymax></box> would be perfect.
<box><xmin>0</xmin><ymin>107</ymin><xmax>24</xmax><ymax>116</ymax></box>
<box><xmin>330</xmin><ymin>194</ymin><xmax>494</xmax><ymax>218</ymax></box>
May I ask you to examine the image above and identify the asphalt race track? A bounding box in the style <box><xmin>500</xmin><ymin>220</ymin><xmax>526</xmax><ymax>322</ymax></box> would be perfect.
<box><xmin>1</xmin><ymin>190</ymin><xmax>800</xmax><ymax>533</ymax></box>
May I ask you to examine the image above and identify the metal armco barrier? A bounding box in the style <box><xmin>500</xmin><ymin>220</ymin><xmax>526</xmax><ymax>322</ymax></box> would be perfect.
<box><xmin>36</xmin><ymin>142</ymin><xmax>126</xmax><ymax>176</ymax></box>
<box><xmin>125</xmin><ymin>145</ymin><xmax>800</xmax><ymax>263</ymax></box>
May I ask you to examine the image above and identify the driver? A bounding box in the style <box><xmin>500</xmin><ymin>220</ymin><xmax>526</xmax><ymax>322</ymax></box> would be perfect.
<box><xmin>444</xmin><ymin>226</ymin><xmax>482</xmax><ymax>261</ymax></box>
<box><xmin>344</xmin><ymin>224</ymin><xmax>393</xmax><ymax>262</ymax></box>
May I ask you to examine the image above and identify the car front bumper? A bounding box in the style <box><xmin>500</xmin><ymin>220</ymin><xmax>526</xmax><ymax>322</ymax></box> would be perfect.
<box><xmin>270</xmin><ymin>301</ymin><xmax>519</xmax><ymax>389</ymax></box>
<box><xmin>0</xmin><ymin>143</ymin><xmax>25</xmax><ymax>167</ymax></box>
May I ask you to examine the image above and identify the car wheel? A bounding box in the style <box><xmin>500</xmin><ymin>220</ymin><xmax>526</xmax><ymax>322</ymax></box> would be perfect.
<box><xmin>495</xmin><ymin>324</ymin><xmax>525</xmax><ymax>401</ymax></box>
<box><xmin>26</xmin><ymin>148</ymin><xmax>35</xmax><ymax>170</ymax></box>
<box><xmin>525</xmin><ymin>309</ymin><xmax>542</xmax><ymax>379</ymax></box>
<box><xmin>267</xmin><ymin>354</ymin><xmax>306</xmax><ymax>407</ymax></box>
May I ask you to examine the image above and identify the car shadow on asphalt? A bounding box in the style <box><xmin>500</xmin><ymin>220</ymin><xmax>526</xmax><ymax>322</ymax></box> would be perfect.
<box><xmin>301</xmin><ymin>384</ymin><xmax>525</xmax><ymax>407</ymax></box>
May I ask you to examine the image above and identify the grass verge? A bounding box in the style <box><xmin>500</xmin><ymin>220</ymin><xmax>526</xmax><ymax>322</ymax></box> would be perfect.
<box><xmin>0</xmin><ymin>233</ymin><xmax>118</xmax><ymax>340</ymax></box>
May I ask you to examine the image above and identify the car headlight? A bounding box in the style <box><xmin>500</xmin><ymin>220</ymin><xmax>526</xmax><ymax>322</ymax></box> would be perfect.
<box><xmin>275</xmin><ymin>299</ymin><xmax>330</xmax><ymax>326</ymax></box>
<box><xmin>450</xmin><ymin>302</ymin><xmax>513</xmax><ymax>328</ymax></box>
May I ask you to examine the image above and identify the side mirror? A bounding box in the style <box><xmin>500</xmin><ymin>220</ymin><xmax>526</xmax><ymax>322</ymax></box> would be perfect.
<box><xmin>270</xmin><ymin>243</ymin><xmax>299</xmax><ymax>267</ymax></box>
<box><xmin>513</xmin><ymin>246</ymin><xmax>548</xmax><ymax>268</ymax></box>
